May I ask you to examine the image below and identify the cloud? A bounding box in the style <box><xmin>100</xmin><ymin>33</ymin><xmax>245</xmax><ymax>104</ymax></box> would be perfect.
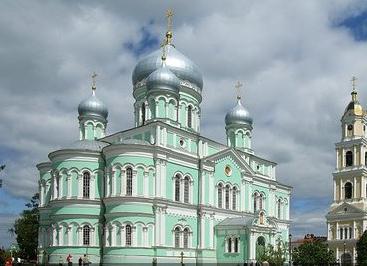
<box><xmin>1</xmin><ymin>0</ymin><xmax>367</xmax><ymax>246</ymax></box>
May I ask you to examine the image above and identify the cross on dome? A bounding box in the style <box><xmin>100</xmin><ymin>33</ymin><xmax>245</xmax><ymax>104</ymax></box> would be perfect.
<box><xmin>351</xmin><ymin>76</ymin><xmax>357</xmax><ymax>91</ymax></box>
<box><xmin>235</xmin><ymin>81</ymin><xmax>243</xmax><ymax>100</ymax></box>
<box><xmin>165</xmin><ymin>9</ymin><xmax>174</xmax><ymax>45</ymax></box>
<box><xmin>92</xmin><ymin>72</ymin><xmax>98</xmax><ymax>95</ymax></box>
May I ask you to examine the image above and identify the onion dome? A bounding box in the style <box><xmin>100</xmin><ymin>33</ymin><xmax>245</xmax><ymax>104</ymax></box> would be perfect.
<box><xmin>345</xmin><ymin>90</ymin><xmax>363</xmax><ymax>116</ymax></box>
<box><xmin>146</xmin><ymin>63</ymin><xmax>180</xmax><ymax>94</ymax></box>
<box><xmin>78</xmin><ymin>86</ymin><xmax>108</xmax><ymax>120</ymax></box>
<box><xmin>132</xmin><ymin>44</ymin><xmax>203</xmax><ymax>90</ymax></box>
<box><xmin>66</xmin><ymin>140</ymin><xmax>109</xmax><ymax>152</ymax></box>
<box><xmin>225</xmin><ymin>98</ymin><xmax>253</xmax><ymax>126</ymax></box>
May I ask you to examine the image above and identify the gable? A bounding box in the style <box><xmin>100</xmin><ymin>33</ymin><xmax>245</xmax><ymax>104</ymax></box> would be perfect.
<box><xmin>327</xmin><ymin>202</ymin><xmax>365</xmax><ymax>217</ymax></box>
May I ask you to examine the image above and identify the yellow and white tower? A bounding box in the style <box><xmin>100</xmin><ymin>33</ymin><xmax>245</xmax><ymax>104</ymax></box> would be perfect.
<box><xmin>326</xmin><ymin>77</ymin><xmax>367</xmax><ymax>265</ymax></box>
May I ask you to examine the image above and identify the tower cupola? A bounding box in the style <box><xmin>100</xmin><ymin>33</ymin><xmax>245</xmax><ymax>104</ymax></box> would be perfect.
<box><xmin>78</xmin><ymin>73</ymin><xmax>108</xmax><ymax>140</ymax></box>
<box><xmin>225</xmin><ymin>82</ymin><xmax>253</xmax><ymax>153</ymax></box>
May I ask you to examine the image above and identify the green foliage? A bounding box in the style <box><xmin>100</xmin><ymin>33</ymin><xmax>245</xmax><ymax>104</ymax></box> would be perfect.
<box><xmin>357</xmin><ymin>230</ymin><xmax>367</xmax><ymax>265</ymax></box>
<box><xmin>292</xmin><ymin>241</ymin><xmax>334</xmax><ymax>265</ymax></box>
<box><xmin>258</xmin><ymin>240</ymin><xmax>287</xmax><ymax>266</ymax></box>
<box><xmin>12</xmin><ymin>193</ymin><xmax>39</xmax><ymax>260</ymax></box>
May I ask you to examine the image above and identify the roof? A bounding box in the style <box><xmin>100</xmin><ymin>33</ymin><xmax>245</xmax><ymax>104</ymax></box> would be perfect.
<box><xmin>217</xmin><ymin>216</ymin><xmax>254</xmax><ymax>227</ymax></box>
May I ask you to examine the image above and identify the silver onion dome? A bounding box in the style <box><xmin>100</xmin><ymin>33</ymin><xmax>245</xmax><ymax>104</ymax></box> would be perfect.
<box><xmin>225</xmin><ymin>98</ymin><xmax>253</xmax><ymax>126</ymax></box>
<box><xmin>146</xmin><ymin>64</ymin><xmax>180</xmax><ymax>94</ymax></box>
<box><xmin>132</xmin><ymin>44</ymin><xmax>203</xmax><ymax>90</ymax></box>
<box><xmin>78</xmin><ymin>91</ymin><xmax>108</xmax><ymax>120</ymax></box>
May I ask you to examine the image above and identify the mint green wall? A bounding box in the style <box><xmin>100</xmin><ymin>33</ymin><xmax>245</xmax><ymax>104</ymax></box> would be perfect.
<box><xmin>165</xmin><ymin>214</ymin><xmax>197</xmax><ymax>247</ymax></box>
<box><xmin>216</xmin><ymin>229</ymin><xmax>248</xmax><ymax>264</ymax></box>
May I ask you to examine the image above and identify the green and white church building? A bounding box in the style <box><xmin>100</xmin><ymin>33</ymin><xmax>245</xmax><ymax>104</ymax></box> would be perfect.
<box><xmin>37</xmin><ymin>16</ymin><xmax>292</xmax><ymax>265</ymax></box>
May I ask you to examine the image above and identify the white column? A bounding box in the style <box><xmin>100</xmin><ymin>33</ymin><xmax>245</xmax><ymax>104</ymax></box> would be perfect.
<box><xmin>52</xmin><ymin>227</ymin><xmax>57</xmax><ymax>246</ymax></box>
<box><xmin>248</xmin><ymin>183</ymin><xmax>253</xmax><ymax>212</ymax></box>
<box><xmin>121</xmin><ymin>226</ymin><xmax>125</xmax><ymax>246</ymax></box>
<box><xmin>200</xmin><ymin>213</ymin><xmax>205</xmax><ymax>249</ymax></box>
<box><xmin>111</xmin><ymin>169</ymin><xmax>116</xmax><ymax>196</ymax></box>
<box><xmin>353</xmin><ymin>221</ymin><xmax>356</xmax><ymax>239</ymax></box>
<box><xmin>155</xmin><ymin>207</ymin><xmax>161</xmax><ymax>246</ymax></box>
<box><xmin>341</xmin><ymin>148</ymin><xmax>345</xmax><ymax>168</ymax></box>
<box><xmin>354</xmin><ymin>145</ymin><xmax>357</xmax><ymax>166</ymax></box>
<box><xmin>78</xmin><ymin>227</ymin><xmax>82</xmax><ymax>246</ymax></box>
<box><xmin>53</xmin><ymin>175</ymin><xmax>57</xmax><ymax>200</ymax></box>
<box><xmin>68</xmin><ymin>227</ymin><xmax>72</xmax><ymax>246</ymax></box>
<box><xmin>143</xmin><ymin>227</ymin><xmax>148</xmax><ymax>247</ymax></box>
<box><xmin>105</xmin><ymin>226</ymin><xmax>110</xmax><ymax>247</ymax></box>
<box><xmin>155</xmin><ymin>160</ymin><xmax>161</xmax><ymax>197</ymax></box>
<box><xmin>161</xmin><ymin>160</ymin><xmax>166</xmax><ymax>197</ymax></box>
<box><xmin>39</xmin><ymin>184</ymin><xmax>44</xmax><ymax>206</ymax></box>
<box><xmin>353</xmin><ymin>246</ymin><xmax>356</xmax><ymax>263</ymax></box>
<box><xmin>209</xmin><ymin>173</ymin><xmax>214</xmax><ymax>206</ymax></box>
<box><xmin>91</xmin><ymin>174</ymin><xmax>96</xmax><ymax>200</ymax></box>
<box><xmin>354</xmin><ymin>177</ymin><xmax>357</xmax><ymax>199</ymax></box>
<box><xmin>132</xmin><ymin>226</ymin><xmax>137</xmax><ymax>247</ymax></box>
<box><xmin>209</xmin><ymin>214</ymin><xmax>214</xmax><ymax>249</ymax></box>
<box><xmin>106</xmin><ymin>170</ymin><xmax>110</xmax><ymax>197</ymax></box>
<box><xmin>111</xmin><ymin>225</ymin><xmax>116</xmax><ymax>246</ymax></box>
<box><xmin>200</xmin><ymin>172</ymin><xmax>205</xmax><ymax>204</ymax></box>
<box><xmin>143</xmin><ymin>172</ymin><xmax>149</xmax><ymax>197</ymax></box>
<box><xmin>67</xmin><ymin>175</ymin><xmax>72</xmax><ymax>198</ymax></box>
<box><xmin>160</xmin><ymin>208</ymin><xmax>166</xmax><ymax>245</ymax></box>
<box><xmin>336</xmin><ymin>148</ymin><xmax>339</xmax><ymax>169</ymax></box>
<box><xmin>59</xmin><ymin>177</ymin><xmax>63</xmax><ymax>199</ymax></box>
<box><xmin>333</xmin><ymin>179</ymin><xmax>336</xmax><ymax>201</ymax></box>
<box><xmin>336</xmin><ymin>222</ymin><xmax>339</xmax><ymax>239</ymax></box>
<box><xmin>229</xmin><ymin>188</ymin><xmax>233</xmax><ymax>209</ymax></box>
<box><xmin>241</xmin><ymin>180</ymin><xmax>246</xmax><ymax>211</ymax></box>
<box><xmin>78</xmin><ymin>174</ymin><xmax>83</xmax><ymax>199</ymax></box>
<box><xmin>121</xmin><ymin>170</ymin><xmax>125</xmax><ymax>196</ymax></box>
<box><xmin>336</xmin><ymin>247</ymin><xmax>339</xmax><ymax>260</ymax></box>
<box><xmin>327</xmin><ymin>223</ymin><xmax>330</xmax><ymax>240</ymax></box>
<box><xmin>133</xmin><ymin>170</ymin><xmax>138</xmax><ymax>196</ymax></box>
<box><xmin>91</xmin><ymin>228</ymin><xmax>96</xmax><ymax>246</ymax></box>
<box><xmin>362</xmin><ymin>177</ymin><xmax>366</xmax><ymax>198</ymax></box>
<box><xmin>340</xmin><ymin>178</ymin><xmax>343</xmax><ymax>200</ymax></box>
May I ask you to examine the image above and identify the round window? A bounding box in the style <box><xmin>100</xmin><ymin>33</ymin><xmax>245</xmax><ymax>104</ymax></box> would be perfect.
<box><xmin>179</xmin><ymin>139</ymin><xmax>185</xmax><ymax>147</ymax></box>
<box><xmin>224</xmin><ymin>165</ymin><xmax>232</xmax><ymax>176</ymax></box>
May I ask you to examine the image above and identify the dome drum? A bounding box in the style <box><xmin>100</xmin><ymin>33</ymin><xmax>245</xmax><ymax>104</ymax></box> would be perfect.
<box><xmin>225</xmin><ymin>99</ymin><xmax>253</xmax><ymax>127</ymax></box>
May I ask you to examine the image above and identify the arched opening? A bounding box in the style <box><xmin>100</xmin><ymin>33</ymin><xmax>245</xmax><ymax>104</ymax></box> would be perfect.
<box><xmin>259</xmin><ymin>194</ymin><xmax>263</xmax><ymax>210</ymax></box>
<box><xmin>126</xmin><ymin>167</ymin><xmax>133</xmax><ymax>196</ymax></box>
<box><xmin>125</xmin><ymin>224</ymin><xmax>132</xmax><ymax>246</ymax></box>
<box><xmin>55</xmin><ymin>174</ymin><xmax>60</xmax><ymax>198</ymax></box>
<box><xmin>183</xmin><ymin>228</ymin><xmax>189</xmax><ymax>248</ymax></box>
<box><xmin>234</xmin><ymin>237</ymin><xmax>239</xmax><ymax>253</ymax></box>
<box><xmin>256</xmin><ymin>236</ymin><xmax>266</xmax><ymax>260</ymax></box>
<box><xmin>232</xmin><ymin>187</ymin><xmax>237</xmax><ymax>210</ymax></box>
<box><xmin>225</xmin><ymin>185</ymin><xmax>230</xmax><ymax>209</ymax></box>
<box><xmin>218</xmin><ymin>183</ymin><xmax>223</xmax><ymax>208</ymax></box>
<box><xmin>340</xmin><ymin>228</ymin><xmax>344</xmax><ymax>239</ymax></box>
<box><xmin>187</xmin><ymin>105</ymin><xmax>192</xmax><ymax>128</ymax></box>
<box><xmin>175</xmin><ymin>175</ymin><xmax>180</xmax><ymax>202</ymax></box>
<box><xmin>141</xmin><ymin>102</ymin><xmax>146</xmax><ymax>125</ymax></box>
<box><xmin>254</xmin><ymin>192</ymin><xmax>258</xmax><ymax>212</ymax></box>
<box><xmin>82</xmin><ymin>225</ymin><xmax>90</xmax><ymax>246</ymax></box>
<box><xmin>184</xmin><ymin>176</ymin><xmax>190</xmax><ymax>203</ymax></box>
<box><xmin>341</xmin><ymin>253</ymin><xmax>352</xmax><ymax>265</ymax></box>
<box><xmin>345</xmin><ymin>182</ymin><xmax>353</xmax><ymax>199</ymax></box>
<box><xmin>346</xmin><ymin>151</ymin><xmax>353</xmax><ymax>167</ymax></box>
<box><xmin>82</xmin><ymin>172</ymin><xmax>90</xmax><ymax>199</ymax></box>
<box><xmin>174</xmin><ymin>227</ymin><xmax>180</xmax><ymax>248</ymax></box>
<box><xmin>228</xmin><ymin>237</ymin><xmax>232</xmax><ymax>253</ymax></box>
<box><xmin>278</xmin><ymin>199</ymin><xmax>282</xmax><ymax>219</ymax></box>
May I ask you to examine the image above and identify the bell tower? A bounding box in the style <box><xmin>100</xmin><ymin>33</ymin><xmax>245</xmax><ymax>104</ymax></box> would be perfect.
<box><xmin>327</xmin><ymin>77</ymin><xmax>367</xmax><ymax>264</ymax></box>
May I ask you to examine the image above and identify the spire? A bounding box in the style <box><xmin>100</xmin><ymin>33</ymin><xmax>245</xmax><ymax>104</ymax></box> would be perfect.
<box><xmin>91</xmin><ymin>72</ymin><xmax>97</xmax><ymax>96</ymax></box>
<box><xmin>165</xmin><ymin>9</ymin><xmax>174</xmax><ymax>45</ymax></box>
<box><xmin>235</xmin><ymin>81</ymin><xmax>243</xmax><ymax>100</ymax></box>
<box><xmin>351</xmin><ymin>76</ymin><xmax>358</xmax><ymax>102</ymax></box>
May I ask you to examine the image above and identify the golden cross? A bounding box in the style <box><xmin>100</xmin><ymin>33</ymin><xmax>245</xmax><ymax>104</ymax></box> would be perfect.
<box><xmin>166</xmin><ymin>9</ymin><xmax>174</xmax><ymax>33</ymax></box>
<box><xmin>161</xmin><ymin>43</ymin><xmax>167</xmax><ymax>62</ymax></box>
<box><xmin>92</xmin><ymin>72</ymin><xmax>97</xmax><ymax>89</ymax></box>
<box><xmin>351</xmin><ymin>76</ymin><xmax>357</xmax><ymax>91</ymax></box>
<box><xmin>235</xmin><ymin>81</ymin><xmax>243</xmax><ymax>99</ymax></box>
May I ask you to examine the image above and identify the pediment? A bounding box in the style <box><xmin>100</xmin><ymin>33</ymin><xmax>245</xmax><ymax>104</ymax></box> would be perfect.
<box><xmin>327</xmin><ymin>202</ymin><xmax>365</xmax><ymax>217</ymax></box>
<box><xmin>203</xmin><ymin>148</ymin><xmax>255</xmax><ymax>176</ymax></box>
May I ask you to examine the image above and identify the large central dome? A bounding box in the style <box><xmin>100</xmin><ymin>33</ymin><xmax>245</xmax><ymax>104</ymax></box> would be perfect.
<box><xmin>132</xmin><ymin>44</ymin><xmax>203</xmax><ymax>90</ymax></box>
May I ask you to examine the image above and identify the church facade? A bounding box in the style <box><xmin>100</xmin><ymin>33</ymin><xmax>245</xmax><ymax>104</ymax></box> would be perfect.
<box><xmin>326</xmin><ymin>84</ymin><xmax>367</xmax><ymax>265</ymax></box>
<box><xmin>37</xmin><ymin>14</ymin><xmax>291</xmax><ymax>265</ymax></box>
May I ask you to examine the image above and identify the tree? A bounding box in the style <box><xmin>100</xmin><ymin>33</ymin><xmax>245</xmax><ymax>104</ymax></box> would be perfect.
<box><xmin>258</xmin><ymin>240</ymin><xmax>287</xmax><ymax>266</ymax></box>
<box><xmin>13</xmin><ymin>193</ymin><xmax>39</xmax><ymax>260</ymax></box>
<box><xmin>357</xmin><ymin>230</ymin><xmax>367</xmax><ymax>265</ymax></box>
<box><xmin>292</xmin><ymin>241</ymin><xmax>334</xmax><ymax>265</ymax></box>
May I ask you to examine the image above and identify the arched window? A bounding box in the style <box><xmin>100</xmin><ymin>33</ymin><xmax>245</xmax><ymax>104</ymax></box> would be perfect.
<box><xmin>126</xmin><ymin>167</ymin><xmax>133</xmax><ymax>196</ymax></box>
<box><xmin>346</xmin><ymin>151</ymin><xmax>353</xmax><ymax>167</ymax></box>
<box><xmin>125</xmin><ymin>224</ymin><xmax>132</xmax><ymax>246</ymax></box>
<box><xmin>184</xmin><ymin>176</ymin><xmax>190</xmax><ymax>203</ymax></box>
<box><xmin>340</xmin><ymin>228</ymin><xmax>344</xmax><ymax>239</ymax></box>
<box><xmin>141</xmin><ymin>103</ymin><xmax>146</xmax><ymax>124</ymax></box>
<box><xmin>83</xmin><ymin>172</ymin><xmax>90</xmax><ymax>199</ymax></box>
<box><xmin>218</xmin><ymin>183</ymin><xmax>223</xmax><ymax>208</ymax></box>
<box><xmin>183</xmin><ymin>228</ymin><xmax>189</xmax><ymax>248</ymax></box>
<box><xmin>234</xmin><ymin>237</ymin><xmax>239</xmax><ymax>253</ymax></box>
<box><xmin>365</xmin><ymin>152</ymin><xmax>367</xmax><ymax>166</ymax></box>
<box><xmin>55</xmin><ymin>174</ymin><xmax>60</xmax><ymax>198</ymax></box>
<box><xmin>225</xmin><ymin>185</ymin><xmax>230</xmax><ymax>209</ymax></box>
<box><xmin>175</xmin><ymin>175</ymin><xmax>180</xmax><ymax>202</ymax></box>
<box><xmin>228</xmin><ymin>237</ymin><xmax>232</xmax><ymax>253</ymax></box>
<box><xmin>349</xmin><ymin>227</ymin><xmax>352</xmax><ymax>239</ymax></box>
<box><xmin>254</xmin><ymin>192</ymin><xmax>258</xmax><ymax>211</ymax></box>
<box><xmin>174</xmin><ymin>227</ymin><xmax>180</xmax><ymax>248</ymax></box>
<box><xmin>345</xmin><ymin>228</ymin><xmax>348</xmax><ymax>239</ymax></box>
<box><xmin>187</xmin><ymin>105</ymin><xmax>192</xmax><ymax>128</ymax></box>
<box><xmin>345</xmin><ymin>182</ymin><xmax>353</xmax><ymax>199</ymax></box>
<box><xmin>278</xmin><ymin>199</ymin><xmax>282</xmax><ymax>219</ymax></box>
<box><xmin>232</xmin><ymin>187</ymin><xmax>237</xmax><ymax>210</ymax></box>
<box><xmin>83</xmin><ymin>225</ymin><xmax>90</xmax><ymax>246</ymax></box>
<box><xmin>256</xmin><ymin>236</ymin><xmax>266</xmax><ymax>258</ymax></box>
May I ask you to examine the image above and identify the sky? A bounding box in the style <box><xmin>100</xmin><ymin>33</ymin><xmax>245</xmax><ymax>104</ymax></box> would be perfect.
<box><xmin>1</xmin><ymin>0</ymin><xmax>367</xmax><ymax>248</ymax></box>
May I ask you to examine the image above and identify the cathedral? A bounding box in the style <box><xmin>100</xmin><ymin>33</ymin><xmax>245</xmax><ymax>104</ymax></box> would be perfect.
<box><xmin>37</xmin><ymin>11</ymin><xmax>291</xmax><ymax>265</ymax></box>
<box><xmin>326</xmin><ymin>80</ymin><xmax>367</xmax><ymax>265</ymax></box>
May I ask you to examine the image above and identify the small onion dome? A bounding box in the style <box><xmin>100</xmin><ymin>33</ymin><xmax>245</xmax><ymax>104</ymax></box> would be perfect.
<box><xmin>146</xmin><ymin>64</ymin><xmax>180</xmax><ymax>94</ymax></box>
<box><xmin>78</xmin><ymin>90</ymin><xmax>108</xmax><ymax>120</ymax></box>
<box><xmin>225</xmin><ymin>98</ymin><xmax>253</xmax><ymax>126</ymax></box>
<box><xmin>132</xmin><ymin>45</ymin><xmax>203</xmax><ymax>90</ymax></box>
<box><xmin>345</xmin><ymin>90</ymin><xmax>363</xmax><ymax>116</ymax></box>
